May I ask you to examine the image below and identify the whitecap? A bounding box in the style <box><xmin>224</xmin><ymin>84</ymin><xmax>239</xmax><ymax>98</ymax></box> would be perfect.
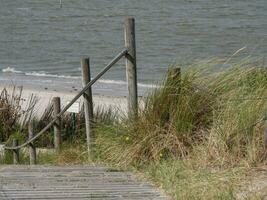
<box><xmin>2</xmin><ymin>67</ymin><xmax>23</xmax><ymax>74</ymax></box>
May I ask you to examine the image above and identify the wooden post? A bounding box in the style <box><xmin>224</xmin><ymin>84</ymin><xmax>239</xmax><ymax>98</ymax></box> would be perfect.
<box><xmin>167</xmin><ymin>68</ymin><xmax>181</xmax><ymax>83</ymax></box>
<box><xmin>29</xmin><ymin>121</ymin><xmax>36</xmax><ymax>165</ymax></box>
<box><xmin>81</xmin><ymin>57</ymin><xmax>94</xmax><ymax>155</ymax></box>
<box><xmin>53</xmin><ymin>97</ymin><xmax>61</xmax><ymax>152</ymax></box>
<box><xmin>167</xmin><ymin>68</ymin><xmax>181</xmax><ymax>120</ymax></box>
<box><xmin>125</xmin><ymin>17</ymin><xmax>138</xmax><ymax>118</ymax></box>
<box><xmin>12</xmin><ymin>139</ymin><xmax>19</xmax><ymax>164</ymax></box>
<box><xmin>167</xmin><ymin>68</ymin><xmax>181</xmax><ymax>90</ymax></box>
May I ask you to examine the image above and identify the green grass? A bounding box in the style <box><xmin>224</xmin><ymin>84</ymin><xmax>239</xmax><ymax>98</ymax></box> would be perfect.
<box><xmin>1</xmin><ymin>58</ymin><xmax>267</xmax><ymax>199</ymax></box>
<box><xmin>90</xmin><ymin>58</ymin><xmax>267</xmax><ymax>199</ymax></box>
<box><xmin>93</xmin><ymin>59</ymin><xmax>267</xmax><ymax>168</ymax></box>
<box><xmin>142</xmin><ymin>159</ymin><xmax>240</xmax><ymax>200</ymax></box>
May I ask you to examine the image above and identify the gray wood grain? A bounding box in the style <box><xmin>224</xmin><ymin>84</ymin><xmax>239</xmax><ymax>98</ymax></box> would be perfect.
<box><xmin>125</xmin><ymin>17</ymin><xmax>138</xmax><ymax>119</ymax></box>
<box><xmin>0</xmin><ymin>165</ymin><xmax>167</xmax><ymax>200</ymax></box>
<box><xmin>81</xmin><ymin>57</ymin><xmax>94</xmax><ymax>155</ymax></box>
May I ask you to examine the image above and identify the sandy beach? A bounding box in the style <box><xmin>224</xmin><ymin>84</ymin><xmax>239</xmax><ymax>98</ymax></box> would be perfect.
<box><xmin>0</xmin><ymin>85</ymin><xmax>128</xmax><ymax>117</ymax></box>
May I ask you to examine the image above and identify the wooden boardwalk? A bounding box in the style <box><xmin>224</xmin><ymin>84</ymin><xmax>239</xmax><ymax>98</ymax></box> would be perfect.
<box><xmin>0</xmin><ymin>165</ymin><xmax>167</xmax><ymax>200</ymax></box>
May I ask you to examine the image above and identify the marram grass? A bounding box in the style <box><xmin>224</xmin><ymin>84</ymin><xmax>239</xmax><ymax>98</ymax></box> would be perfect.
<box><xmin>91</xmin><ymin>59</ymin><xmax>267</xmax><ymax>199</ymax></box>
<box><xmin>1</xmin><ymin>59</ymin><xmax>267</xmax><ymax>199</ymax></box>
<box><xmin>95</xmin><ymin>59</ymin><xmax>267</xmax><ymax>167</ymax></box>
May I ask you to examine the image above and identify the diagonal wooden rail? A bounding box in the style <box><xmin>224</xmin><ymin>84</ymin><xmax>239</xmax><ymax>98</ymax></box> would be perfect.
<box><xmin>2</xmin><ymin>17</ymin><xmax>138</xmax><ymax>166</ymax></box>
<box><xmin>0</xmin><ymin>17</ymin><xmax>166</xmax><ymax>200</ymax></box>
<box><xmin>3</xmin><ymin>49</ymin><xmax>128</xmax><ymax>151</ymax></box>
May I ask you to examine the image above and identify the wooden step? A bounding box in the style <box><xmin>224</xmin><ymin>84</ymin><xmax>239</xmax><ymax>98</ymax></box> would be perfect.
<box><xmin>0</xmin><ymin>165</ymin><xmax>167</xmax><ymax>200</ymax></box>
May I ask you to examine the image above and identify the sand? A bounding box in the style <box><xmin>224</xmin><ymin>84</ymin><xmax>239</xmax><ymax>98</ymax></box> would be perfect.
<box><xmin>0</xmin><ymin>85</ymin><xmax>128</xmax><ymax>117</ymax></box>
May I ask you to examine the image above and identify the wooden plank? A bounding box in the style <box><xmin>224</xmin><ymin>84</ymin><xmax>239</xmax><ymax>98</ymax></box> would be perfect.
<box><xmin>0</xmin><ymin>165</ymin><xmax>167</xmax><ymax>200</ymax></box>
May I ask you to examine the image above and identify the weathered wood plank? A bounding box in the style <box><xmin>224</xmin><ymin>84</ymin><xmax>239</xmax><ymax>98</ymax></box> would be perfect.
<box><xmin>0</xmin><ymin>165</ymin><xmax>167</xmax><ymax>200</ymax></box>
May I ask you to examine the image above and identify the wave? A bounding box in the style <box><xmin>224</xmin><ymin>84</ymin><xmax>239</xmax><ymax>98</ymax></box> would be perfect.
<box><xmin>17</xmin><ymin>8</ymin><xmax>30</xmax><ymax>10</ymax></box>
<box><xmin>1</xmin><ymin>67</ymin><xmax>157</xmax><ymax>88</ymax></box>
<box><xmin>2</xmin><ymin>67</ymin><xmax>79</xmax><ymax>79</ymax></box>
<box><xmin>98</xmin><ymin>79</ymin><xmax>158</xmax><ymax>88</ymax></box>
<box><xmin>2</xmin><ymin>67</ymin><xmax>24</xmax><ymax>74</ymax></box>
<box><xmin>25</xmin><ymin>71</ymin><xmax>78</xmax><ymax>79</ymax></box>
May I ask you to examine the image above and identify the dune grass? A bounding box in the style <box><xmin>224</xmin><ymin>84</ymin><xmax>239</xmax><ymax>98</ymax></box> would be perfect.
<box><xmin>0</xmin><ymin>86</ymin><xmax>37</xmax><ymax>143</ymax></box>
<box><xmin>95</xmin><ymin>59</ymin><xmax>267</xmax><ymax>168</ymax></box>
<box><xmin>90</xmin><ymin>58</ymin><xmax>267</xmax><ymax>199</ymax></box>
<box><xmin>1</xmin><ymin>58</ymin><xmax>267</xmax><ymax>199</ymax></box>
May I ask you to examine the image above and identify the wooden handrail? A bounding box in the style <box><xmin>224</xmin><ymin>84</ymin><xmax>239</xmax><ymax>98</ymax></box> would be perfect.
<box><xmin>4</xmin><ymin>49</ymin><xmax>128</xmax><ymax>150</ymax></box>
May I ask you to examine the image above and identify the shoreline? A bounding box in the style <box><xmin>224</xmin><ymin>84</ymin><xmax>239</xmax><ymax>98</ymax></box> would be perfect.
<box><xmin>0</xmin><ymin>72</ymin><xmax>154</xmax><ymax>98</ymax></box>
<box><xmin>0</xmin><ymin>85</ymin><xmax>128</xmax><ymax>117</ymax></box>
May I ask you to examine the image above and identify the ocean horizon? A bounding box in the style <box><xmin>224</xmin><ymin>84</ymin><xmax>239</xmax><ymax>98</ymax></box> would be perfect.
<box><xmin>0</xmin><ymin>0</ymin><xmax>266</xmax><ymax>96</ymax></box>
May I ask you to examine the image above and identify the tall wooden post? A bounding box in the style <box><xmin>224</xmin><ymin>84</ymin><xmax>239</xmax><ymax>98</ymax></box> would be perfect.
<box><xmin>12</xmin><ymin>139</ymin><xmax>19</xmax><ymax>164</ymax></box>
<box><xmin>81</xmin><ymin>57</ymin><xmax>94</xmax><ymax>155</ymax></box>
<box><xmin>53</xmin><ymin>97</ymin><xmax>61</xmax><ymax>152</ymax></box>
<box><xmin>167</xmin><ymin>68</ymin><xmax>181</xmax><ymax>83</ymax></box>
<box><xmin>167</xmin><ymin>68</ymin><xmax>181</xmax><ymax>91</ymax></box>
<box><xmin>167</xmin><ymin>68</ymin><xmax>181</xmax><ymax>120</ymax></box>
<box><xmin>29</xmin><ymin>121</ymin><xmax>37</xmax><ymax>165</ymax></box>
<box><xmin>125</xmin><ymin>17</ymin><xmax>138</xmax><ymax>118</ymax></box>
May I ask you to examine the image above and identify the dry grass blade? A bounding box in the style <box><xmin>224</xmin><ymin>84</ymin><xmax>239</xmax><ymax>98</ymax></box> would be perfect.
<box><xmin>0</xmin><ymin>87</ymin><xmax>38</xmax><ymax>142</ymax></box>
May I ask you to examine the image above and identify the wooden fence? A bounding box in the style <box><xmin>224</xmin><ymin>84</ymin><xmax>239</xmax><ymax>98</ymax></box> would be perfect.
<box><xmin>4</xmin><ymin>17</ymin><xmax>138</xmax><ymax>164</ymax></box>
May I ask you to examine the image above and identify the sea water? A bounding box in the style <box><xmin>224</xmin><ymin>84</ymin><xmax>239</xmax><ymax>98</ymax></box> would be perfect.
<box><xmin>0</xmin><ymin>0</ymin><xmax>266</xmax><ymax>96</ymax></box>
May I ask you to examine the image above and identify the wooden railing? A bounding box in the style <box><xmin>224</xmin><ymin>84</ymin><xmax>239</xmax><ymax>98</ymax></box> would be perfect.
<box><xmin>2</xmin><ymin>17</ymin><xmax>138</xmax><ymax>164</ymax></box>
